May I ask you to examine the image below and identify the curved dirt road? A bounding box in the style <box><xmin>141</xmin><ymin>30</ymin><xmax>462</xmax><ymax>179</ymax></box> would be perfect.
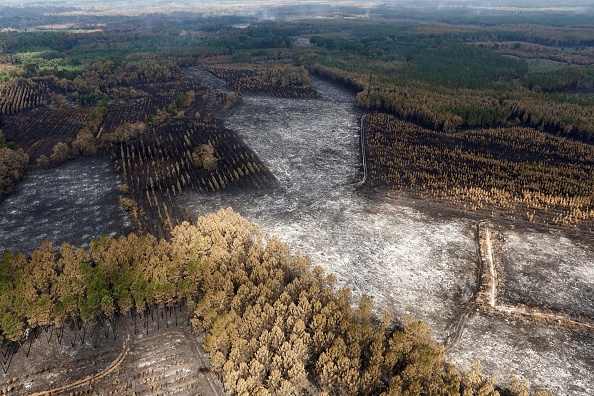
<box><xmin>31</xmin><ymin>335</ymin><xmax>130</xmax><ymax>396</ymax></box>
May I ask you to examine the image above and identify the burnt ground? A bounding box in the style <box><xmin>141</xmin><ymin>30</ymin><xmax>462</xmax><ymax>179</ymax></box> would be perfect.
<box><xmin>1</xmin><ymin>306</ymin><xmax>224</xmax><ymax>396</ymax></box>
<box><xmin>3</xmin><ymin>107</ymin><xmax>92</xmax><ymax>165</ymax></box>
<box><xmin>0</xmin><ymin>155</ymin><xmax>131</xmax><ymax>254</ymax></box>
<box><xmin>448</xmin><ymin>310</ymin><xmax>594</xmax><ymax>396</ymax></box>
<box><xmin>500</xmin><ymin>230</ymin><xmax>594</xmax><ymax>319</ymax></box>
<box><xmin>2</xmin><ymin>70</ymin><xmax>594</xmax><ymax>395</ymax></box>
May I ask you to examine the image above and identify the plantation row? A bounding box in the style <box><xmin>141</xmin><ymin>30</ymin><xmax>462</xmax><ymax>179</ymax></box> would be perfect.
<box><xmin>0</xmin><ymin>78</ymin><xmax>48</xmax><ymax>116</ymax></box>
<box><xmin>3</xmin><ymin>107</ymin><xmax>92</xmax><ymax>164</ymax></box>
<box><xmin>100</xmin><ymin>97</ymin><xmax>172</xmax><ymax>134</ymax></box>
<box><xmin>0</xmin><ymin>74</ymin><xmax>208</xmax><ymax>169</ymax></box>
<box><xmin>366</xmin><ymin>113</ymin><xmax>594</xmax><ymax>229</ymax></box>
<box><xmin>204</xmin><ymin>64</ymin><xmax>319</xmax><ymax>98</ymax></box>
<box><xmin>68</xmin><ymin>57</ymin><xmax>178</xmax><ymax>94</ymax></box>
<box><xmin>132</xmin><ymin>79</ymin><xmax>200</xmax><ymax>100</ymax></box>
<box><xmin>0</xmin><ymin>210</ymin><xmax>551</xmax><ymax>396</ymax></box>
<box><xmin>353</xmin><ymin>84</ymin><xmax>594</xmax><ymax>142</ymax></box>
<box><xmin>307</xmin><ymin>63</ymin><xmax>367</xmax><ymax>92</ymax></box>
<box><xmin>114</xmin><ymin>115</ymin><xmax>272</xmax><ymax>238</ymax></box>
<box><xmin>117</xmin><ymin>120</ymin><xmax>269</xmax><ymax>195</ymax></box>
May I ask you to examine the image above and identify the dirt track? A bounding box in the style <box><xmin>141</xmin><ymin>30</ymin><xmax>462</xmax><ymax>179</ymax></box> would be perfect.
<box><xmin>477</xmin><ymin>222</ymin><xmax>594</xmax><ymax>331</ymax></box>
<box><xmin>30</xmin><ymin>335</ymin><xmax>130</xmax><ymax>396</ymax></box>
<box><xmin>445</xmin><ymin>221</ymin><xmax>594</xmax><ymax>354</ymax></box>
<box><xmin>352</xmin><ymin>115</ymin><xmax>367</xmax><ymax>188</ymax></box>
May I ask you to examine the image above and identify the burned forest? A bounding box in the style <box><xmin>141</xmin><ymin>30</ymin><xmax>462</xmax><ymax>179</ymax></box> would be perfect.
<box><xmin>2</xmin><ymin>2</ymin><xmax>594</xmax><ymax>395</ymax></box>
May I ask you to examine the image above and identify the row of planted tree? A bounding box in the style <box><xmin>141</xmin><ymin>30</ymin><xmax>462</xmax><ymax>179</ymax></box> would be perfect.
<box><xmin>204</xmin><ymin>64</ymin><xmax>320</xmax><ymax>98</ymax></box>
<box><xmin>0</xmin><ymin>209</ymin><xmax>551</xmax><ymax>396</ymax></box>
<box><xmin>0</xmin><ymin>79</ymin><xmax>47</xmax><ymax>116</ymax></box>
<box><xmin>0</xmin><ymin>56</ymin><xmax>279</xmax><ymax>241</ymax></box>
<box><xmin>115</xmin><ymin>115</ymin><xmax>272</xmax><ymax>239</ymax></box>
<box><xmin>354</xmin><ymin>85</ymin><xmax>594</xmax><ymax>142</ymax></box>
<box><xmin>302</xmin><ymin>44</ymin><xmax>594</xmax><ymax>143</ymax></box>
<box><xmin>98</xmin><ymin>69</ymin><xmax>275</xmax><ymax>239</ymax></box>
<box><xmin>0</xmin><ymin>60</ymin><xmax>176</xmax><ymax>116</ymax></box>
<box><xmin>365</xmin><ymin>113</ymin><xmax>594</xmax><ymax>229</ymax></box>
<box><xmin>0</xmin><ymin>58</ymin><xmax>187</xmax><ymax>178</ymax></box>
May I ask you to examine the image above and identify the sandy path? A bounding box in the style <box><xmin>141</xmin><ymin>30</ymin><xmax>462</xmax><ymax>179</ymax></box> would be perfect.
<box><xmin>479</xmin><ymin>223</ymin><xmax>594</xmax><ymax>331</ymax></box>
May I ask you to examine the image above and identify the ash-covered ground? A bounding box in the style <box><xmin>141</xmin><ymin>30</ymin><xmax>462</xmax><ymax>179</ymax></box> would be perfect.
<box><xmin>2</xmin><ymin>310</ymin><xmax>224</xmax><ymax>395</ymax></box>
<box><xmin>501</xmin><ymin>230</ymin><xmax>594</xmax><ymax>319</ymax></box>
<box><xmin>0</xmin><ymin>155</ymin><xmax>131</xmax><ymax>254</ymax></box>
<box><xmin>181</xmin><ymin>79</ymin><xmax>479</xmax><ymax>339</ymax></box>
<box><xmin>448</xmin><ymin>312</ymin><xmax>594</xmax><ymax>395</ymax></box>
<box><xmin>181</xmin><ymin>76</ymin><xmax>594</xmax><ymax>395</ymax></box>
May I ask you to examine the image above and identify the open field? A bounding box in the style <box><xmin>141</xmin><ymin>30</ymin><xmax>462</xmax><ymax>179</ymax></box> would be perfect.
<box><xmin>500</xmin><ymin>229</ymin><xmax>594</xmax><ymax>321</ymax></box>
<box><xmin>448</xmin><ymin>312</ymin><xmax>594</xmax><ymax>396</ymax></box>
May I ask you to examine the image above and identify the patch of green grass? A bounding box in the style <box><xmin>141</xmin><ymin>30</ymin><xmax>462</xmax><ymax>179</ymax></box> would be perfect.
<box><xmin>524</xmin><ymin>57</ymin><xmax>572</xmax><ymax>73</ymax></box>
<box><xmin>8</xmin><ymin>50</ymin><xmax>84</xmax><ymax>79</ymax></box>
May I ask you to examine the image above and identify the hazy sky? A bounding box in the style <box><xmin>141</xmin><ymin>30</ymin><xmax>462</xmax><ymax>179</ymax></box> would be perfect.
<box><xmin>0</xmin><ymin>0</ymin><xmax>592</xmax><ymax>18</ymax></box>
<box><xmin>1</xmin><ymin>0</ymin><xmax>593</xmax><ymax>6</ymax></box>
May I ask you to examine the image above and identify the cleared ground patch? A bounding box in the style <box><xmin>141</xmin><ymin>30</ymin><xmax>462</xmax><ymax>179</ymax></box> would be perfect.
<box><xmin>0</xmin><ymin>155</ymin><xmax>130</xmax><ymax>254</ymax></box>
<box><xmin>1</xmin><ymin>309</ymin><xmax>224</xmax><ymax>396</ymax></box>
<box><xmin>448</xmin><ymin>311</ymin><xmax>594</xmax><ymax>396</ymax></box>
<box><xmin>501</xmin><ymin>230</ymin><xmax>594</xmax><ymax>319</ymax></box>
